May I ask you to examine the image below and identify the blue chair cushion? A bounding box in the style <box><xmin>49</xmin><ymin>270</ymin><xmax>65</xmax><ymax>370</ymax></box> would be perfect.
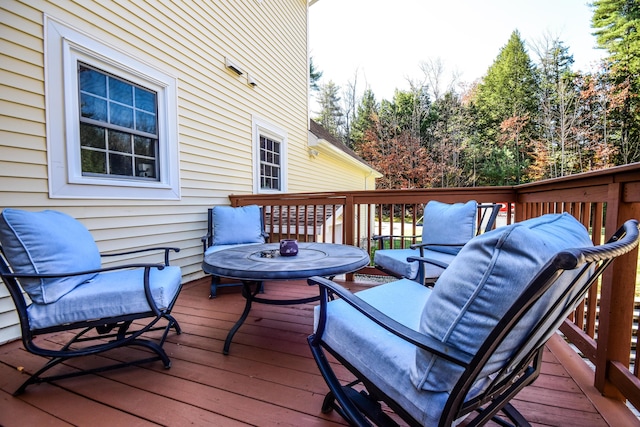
<box><xmin>422</xmin><ymin>200</ymin><xmax>477</xmax><ymax>252</ymax></box>
<box><xmin>27</xmin><ymin>266</ymin><xmax>182</xmax><ymax>330</ymax></box>
<box><xmin>0</xmin><ymin>209</ymin><xmax>101</xmax><ymax>304</ymax></box>
<box><xmin>204</xmin><ymin>242</ymin><xmax>265</xmax><ymax>257</ymax></box>
<box><xmin>314</xmin><ymin>279</ymin><xmax>456</xmax><ymax>425</ymax></box>
<box><xmin>212</xmin><ymin>205</ymin><xmax>265</xmax><ymax>245</ymax></box>
<box><xmin>412</xmin><ymin>213</ymin><xmax>594</xmax><ymax>392</ymax></box>
<box><xmin>373</xmin><ymin>248</ymin><xmax>455</xmax><ymax>280</ymax></box>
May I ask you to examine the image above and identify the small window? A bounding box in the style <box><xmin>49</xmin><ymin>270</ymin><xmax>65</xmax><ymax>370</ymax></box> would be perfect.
<box><xmin>253</xmin><ymin>117</ymin><xmax>287</xmax><ymax>194</ymax></box>
<box><xmin>78</xmin><ymin>64</ymin><xmax>159</xmax><ymax>180</ymax></box>
<box><xmin>260</xmin><ymin>135</ymin><xmax>281</xmax><ymax>190</ymax></box>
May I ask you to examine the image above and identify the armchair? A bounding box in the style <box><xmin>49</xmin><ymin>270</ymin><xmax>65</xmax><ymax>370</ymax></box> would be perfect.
<box><xmin>373</xmin><ymin>201</ymin><xmax>500</xmax><ymax>284</ymax></box>
<box><xmin>0</xmin><ymin>209</ymin><xmax>182</xmax><ymax>396</ymax></box>
<box><xmin>201</xmin><ymin>205</ymin><xmax>269</xmax><ymax>298</ymax></box>
<box><xmin>309</xmin><ymin>214</ymin><xmax>639</xmax><ymax>426</ymax></box>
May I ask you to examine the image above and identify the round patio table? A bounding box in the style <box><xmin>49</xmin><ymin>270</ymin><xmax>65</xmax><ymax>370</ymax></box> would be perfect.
<box><xmin>202</xmin><ymin>242</ymin><xmax>369</xmax><ymax>354</ymax></box>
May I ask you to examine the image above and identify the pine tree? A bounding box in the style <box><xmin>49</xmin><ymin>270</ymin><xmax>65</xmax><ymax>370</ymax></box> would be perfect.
<box><xmin>314</xmin><ymin>81</ymin><xmax>344</xmax><ymax>139</ymax></box>
<box><xmin>592</xmin><ymin>0</ymin><xmax>640</xmax><ymax>164</ymax></box>
<box><xmin>471</xmin><ymin>30</ymin><xmax>538</xmax><ymax>185</ymax></box>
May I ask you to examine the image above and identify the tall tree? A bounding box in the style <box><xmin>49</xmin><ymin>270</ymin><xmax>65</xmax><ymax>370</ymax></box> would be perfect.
<box><xmin>351</xmin><ymin>89</ymin><xmax>378</xmax><ymax>151</ymax></box>
<box><xmin>315</xmin><ymin>81</ymin><xmax>344</xmax><ymax>139</ymax></box>
<box><xmin>592</xmin><ymin>0</ymin><xmax>640</xmax><ymax>163</ymax></box>
<box><xmin>309</xmin><ymin>57</ymin><xmax>323</xmax><ymax>92</ymax></box>
<box><xmin>532</xmin><ymin>35</ymin><xmax>580</xmax><ymax>178</ymax></box>
<box><xmin>472</xmin><ymin>30</ymin><xmax>538</xmax><ymax>184</ymax></box>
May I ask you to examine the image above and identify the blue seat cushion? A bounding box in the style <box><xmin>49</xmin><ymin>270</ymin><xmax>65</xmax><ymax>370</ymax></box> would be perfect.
<box><xmin>0</xmin><ymin>209</ymin><xmax>101</xmax><ymax>304</ymax></box>
<box><xmin>212</xmin><ymin>205</ymin><xmax>265</xmax><ymax>245</ymax></box>
<box><xmin>315</xmin><ymin>279</ymin><xmax>473</xmax><ymax>425</ymax></box>
<box><xmin>373</xmin><ymin>248</ymin><xmax>455</xmax><ymax>280</ymax></box>
<box><xmin>422</xmin><ymin>200</ymin><xmax>477</xmax><ymax>249</ymax></box>
<box><xmin>412</xmin><ymin>213</ymin><xmax>593</xmax><ymax>392</ymax></box>
<box><xmin>27</xmin><ymin>266</ymin><xmax>182</xmax><ymax>330</ymax></box>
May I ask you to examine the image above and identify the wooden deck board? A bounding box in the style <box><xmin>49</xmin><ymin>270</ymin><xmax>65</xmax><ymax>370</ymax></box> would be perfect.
<box><xmin>1</xmin><ymin>277</ymin><xmax>636</xmax><ymax>426</ymax></box>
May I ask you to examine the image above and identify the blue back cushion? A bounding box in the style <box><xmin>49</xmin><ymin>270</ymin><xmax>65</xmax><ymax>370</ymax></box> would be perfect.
<box><xmin>212</xmin><ymin>205</ymin><xmax>265</xmax><ymax>245</ymax></box>
<box><xmin>411</xmin><ymin>213</ymin><xmax>593</xmax><ymax>392</ymax></box>
<box><xmin>422</xmin><ymin>200</ymin><xmax>477</xmax><ymax>254</ymax></box>
<box><xmin>0</xmin><ymin>209</ymin><xmax>101</xmax><ymax>304</ymax></box>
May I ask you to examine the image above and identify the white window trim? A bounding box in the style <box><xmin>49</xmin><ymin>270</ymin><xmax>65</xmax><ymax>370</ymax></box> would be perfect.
<box><xmin>44</xmin><ymin>16</ymin><xmax>180</xmax><ymax>200</ymax></box>
<box><xmin>252</xmin><ymin>116</ymin><xmax>288</xmax><ymax>194</ymax></box>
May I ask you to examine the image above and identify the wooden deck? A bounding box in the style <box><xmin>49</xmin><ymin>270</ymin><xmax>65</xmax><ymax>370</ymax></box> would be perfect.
<box><xmin>1</xmin><ymin>277</ymin><xmax>638</xmax><ymax>426</ymax></box>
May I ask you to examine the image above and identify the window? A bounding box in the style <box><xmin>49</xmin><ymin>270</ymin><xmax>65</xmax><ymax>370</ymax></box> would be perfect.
<box><xmin>253</xmin><ymin>117</ymin><xmax>287</xmax><ymax>193</ymax></box>
<box><xmin>79</xmin><ymin>64</ymin><xmax>160</xmax><ymax>180</ymax></box>
<box><xmin>260</xmin><ymin>135</ymin><xmax>281</xmax><ymax>190</ymax></box>
<box><xmin>45</xmin><ymin>17</ymin><xmax>180</xmax><ymax>199</ymax></box>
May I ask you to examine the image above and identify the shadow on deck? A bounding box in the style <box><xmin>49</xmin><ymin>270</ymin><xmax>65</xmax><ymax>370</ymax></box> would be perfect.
<box><xmin>0</xmin><ymin>277</ymin><xmax>637</xmax><ymax>426</ymax></box>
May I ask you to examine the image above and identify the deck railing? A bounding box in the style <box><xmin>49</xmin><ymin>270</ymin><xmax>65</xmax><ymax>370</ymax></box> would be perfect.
<box><xmin>230</xmin><ymin>162</ymin><xmax>640</xmax><ymax>410</ymax></box>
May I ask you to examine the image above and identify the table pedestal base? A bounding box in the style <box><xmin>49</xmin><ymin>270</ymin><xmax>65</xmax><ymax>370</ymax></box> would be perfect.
<box><xmin>223</xmin><ymin>280</ymin><xmax>321</xmax><ymax>355</ymax></box>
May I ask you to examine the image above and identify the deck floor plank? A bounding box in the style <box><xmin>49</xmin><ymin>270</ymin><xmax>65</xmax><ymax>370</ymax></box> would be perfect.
<box><xmin>1</xmin><ymin>277</ymin><xmax>635</xmax><ymax>426</ymax></box>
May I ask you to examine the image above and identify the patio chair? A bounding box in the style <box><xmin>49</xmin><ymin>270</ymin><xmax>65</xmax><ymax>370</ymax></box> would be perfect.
<box><xmin>373</xmin><ymin>200</ymin><xmax>500</xmax><ymax>284</ymax></box>
<box><xmin>0</xmin><ymin>208</ymin><xmax>183</xmax><ymax>396</ymax></box>
<box><xmin>201</xmin><ymin>205</ymin><xmax>269</xmax><ymax>297</ymax></box>
<box><xmin>308</xmin><ymin>214</ymin><xmax>639</xmax><ymax>427</ymax></box>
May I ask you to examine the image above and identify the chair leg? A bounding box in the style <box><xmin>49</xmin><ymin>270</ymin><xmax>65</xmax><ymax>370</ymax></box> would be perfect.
<box><xmin>210</xmin><ymin>275</ymin><xmax>220</xmax><ymax>298</ymax></box>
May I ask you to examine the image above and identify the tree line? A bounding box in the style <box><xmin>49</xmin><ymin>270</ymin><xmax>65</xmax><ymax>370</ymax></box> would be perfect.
<box><xmin>312</xmin><ymin>0</ymin><xmax>640</xmax><ymax>189</ymax></box>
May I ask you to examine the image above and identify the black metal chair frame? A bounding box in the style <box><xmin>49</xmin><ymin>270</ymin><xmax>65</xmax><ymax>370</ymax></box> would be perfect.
<box><xmin>0</xmin><ymin>246</ymin><xmax>182</xmax><ymax>396</ymax></box>
<box><xmin>373</xmin><ymin>203</ymin><xmax>502</xmax><ymax>284</ymax></box>
<box><xmin>309</xmin><ymin>220</ymin><xmax>639</xmax><ymax>427</ymax></box>
<box><xmin>201</xmin><ymin>207</ymin><xmax>270</xmax><ymax>298</ymax></box>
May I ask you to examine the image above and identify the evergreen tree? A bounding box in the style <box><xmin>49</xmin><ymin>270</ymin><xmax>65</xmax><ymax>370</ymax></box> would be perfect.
<box><xmin>351</xmin><ymin>89</ymin><xmax>378</xmax><ymax>150</ymax></box>
<box><xmin>592</xmin><ymin>0</ymin><xmax>640</xmax><ymax>164</ymax></box>
<box><xmin>315</xmin><ymin>81</ymin><xmax>344</xmax><ymax>139</ymax></box>
<box><xmin>472</xmin><ymin>30</ymin><xmax>538</xmax><ymax>185</ymax></box>
<box><xmin>309</xmin><ymin>57</ymin><xmax>323</xmax><ymax>92</ymax></box>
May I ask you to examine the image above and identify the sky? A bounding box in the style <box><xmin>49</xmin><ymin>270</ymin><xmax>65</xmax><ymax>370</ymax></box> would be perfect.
<box><xmin>309</xmin><ymin>0</ymin><xmax>606</xmax><ymax>103</ymax></box>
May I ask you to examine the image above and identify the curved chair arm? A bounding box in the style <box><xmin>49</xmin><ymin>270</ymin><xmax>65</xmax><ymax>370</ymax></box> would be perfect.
<box><xmin>2</xmin><ymin>262</ymin><xmax>168</xmax><ymax>280</ymax></box>
<box><xmin>102</xmin><ymin>246</ymin><xmax>180</xmax><ymax>266</ymax></box>
<box><xmin>308</xmin><ymin>275</ymin><xmax>473</xmax><ymax>365</ymax></box>
<box><xmin>372</xmin><ymin>234</ymin><xmax>421</xmax><ymax>249</ymax></box>
<box><xmin>407</xmin><ymin>255</ymin><xmax>451</xmax><ymax>285</ymax></box>
<box><xmin>406</xmin><ymin>255</ymin><xmax>451</xmax><ymax>270</ymax></box>
<box><xmin>409</xmin><ymin>241</ymin><xmax>464</xmax><ymax>257</ymax></box>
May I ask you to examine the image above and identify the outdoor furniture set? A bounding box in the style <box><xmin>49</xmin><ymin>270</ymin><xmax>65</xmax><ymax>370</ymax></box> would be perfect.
<box><xmin>1</xmin><ymin>204</ymin><xmax>638</xmax><ymax>427</ymax></box>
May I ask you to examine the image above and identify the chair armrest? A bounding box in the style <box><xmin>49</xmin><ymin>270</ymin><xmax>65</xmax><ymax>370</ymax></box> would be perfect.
<box><xmin>201</xmin><ymin>232</ymin><xmax>212</xmax><ymax>252</ymax></box>
<box><xmin>3</xmin><ymin>262</ymin><xmax>168</xmax><ymax>280</ymax></box>
<box><xmin>407</xmin><ymin>255</ymin><xmax>451</xmax><ymax>270</ymax></box>
<box><xmin>373</xmin><ymin>234</ymin><xmax>421</xmax><ymax>249</ymax></box>
<box><xmin>102</xmin><ymin>247</ymin><xmax>180</xmax><ymax>266</ymax></box>
<box><xmin>308</xmin><ymin>276</ymin><xmax>472</xmax><ymax>366</ymax></box>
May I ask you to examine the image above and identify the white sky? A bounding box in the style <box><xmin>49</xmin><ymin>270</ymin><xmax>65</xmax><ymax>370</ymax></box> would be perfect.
<box><xmin>309</xmin><ymin>0</ymin><xmax>606</xmax><ymax>102</ymax></box>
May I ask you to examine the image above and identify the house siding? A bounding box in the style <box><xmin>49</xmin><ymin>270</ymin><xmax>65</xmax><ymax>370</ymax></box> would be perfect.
<box><xmin>0</xmin><ymin>0</ymin><xmax>375</xmax><ymax>344</ymax></box>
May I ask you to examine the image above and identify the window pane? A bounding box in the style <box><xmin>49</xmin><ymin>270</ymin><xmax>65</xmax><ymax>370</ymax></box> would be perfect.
<box><xmin>76</xmin><ymin>63</ymin><xmax>161</xmax><ymax>182</ymax></box>
<box><xmin>109</xmin><ymin>153</ymin><xmax>133</xmax><ymax>176</ymax></box>
<box><xmin>79</xmin><ymin>66</ymin><xmax>106</xmax><ymax>97</ymax></box>
<box><xmin>80</xmin><ymin>123</ymin><xmax>106</xmax><ymax>149</ymax></box>
<box><xmin>109</xmin><ymin>77</ymin><xmax>133</xmax><ymax>105</ymax></box>
<box><xmin>136</xmin><ymin>110</ymin><xmax>156</xmax><ymax>134</ymax></box>
<box><xmin>134</xmin><ymin>136</ymin><xmax>156</xmax><ymax>156</ymax></box>
<box><xmin>108</xmin><ymin>130</ymin><xmax>132</xmax><ymax>153</ymax></box>
<box><xmin>81</xmin><ymin>149</ymin><xmax>106</xmax><ymax>174</ymax></box>
<box><xmin>135</xmin><ymin>87</ymin><xmax>156</xmax><ymax>112</ymax></box>
<box><xmin>110</xmin><ymin>102</ymin><xmax>134</xmax><ymax>128</ymax></box>
<box><xmin>135</xmin><ymin>158</ymin><xmax>156</xmax><ymax>178</ymax></box>
<box><xmin>81</xmin><ymin>93</ymin><xmax>108</xmax><ymax>121</ymax></box>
